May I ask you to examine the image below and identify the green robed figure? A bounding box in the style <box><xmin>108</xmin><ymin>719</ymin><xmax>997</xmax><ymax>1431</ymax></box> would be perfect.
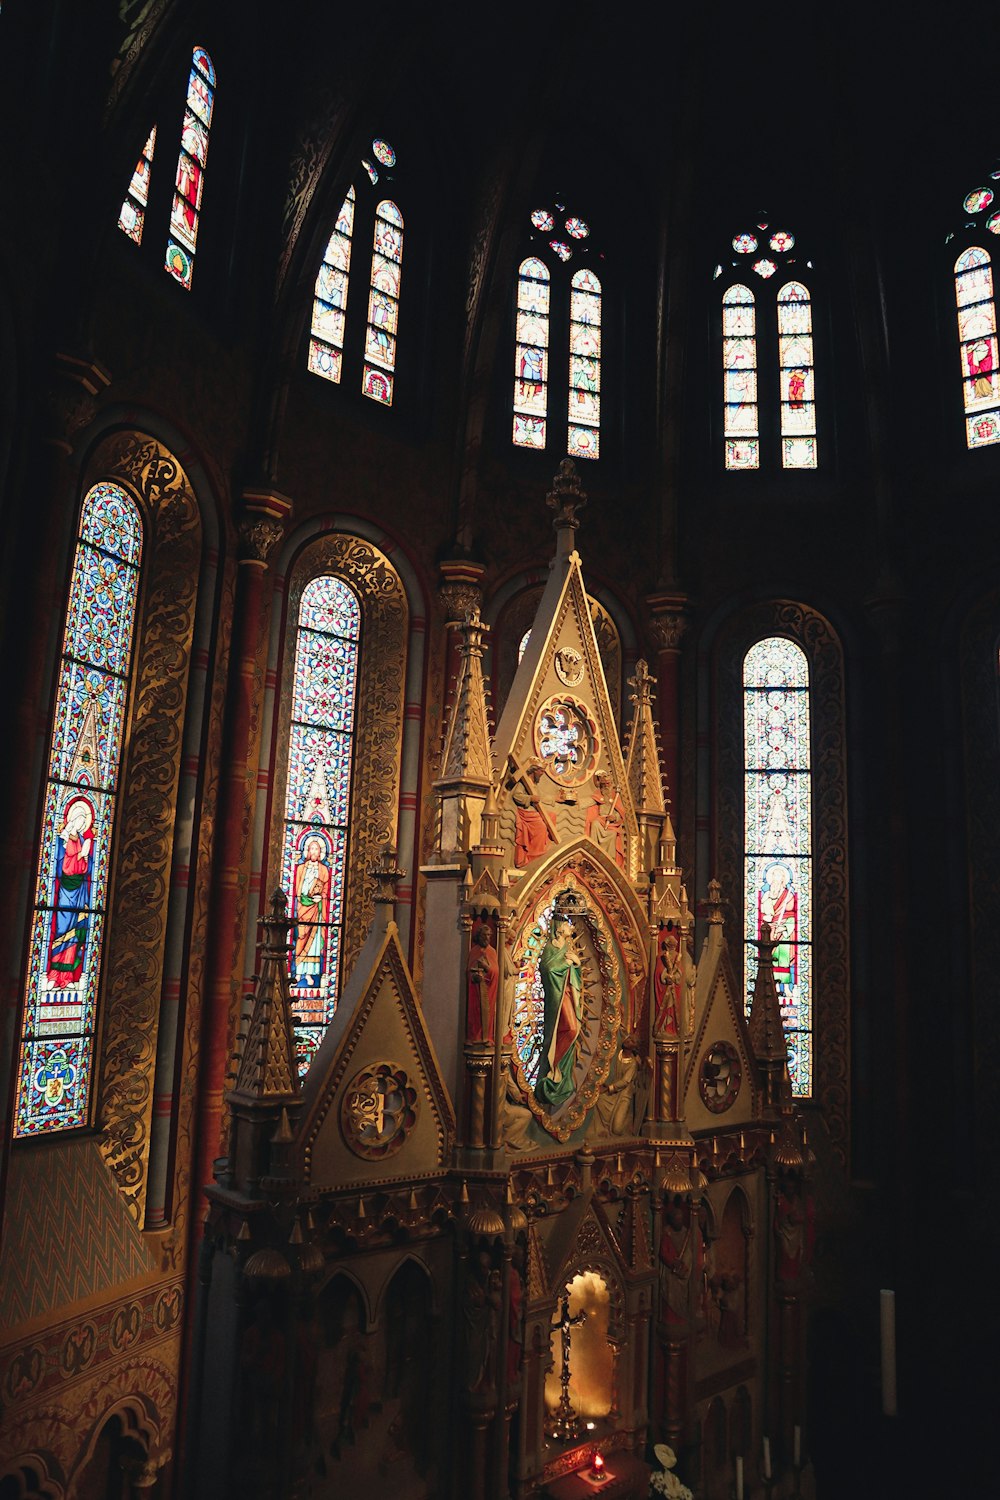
<box><xmin>535</xmin><ymin>916</ymin><xmax>584</xmax><ymax>1110</ymax></box>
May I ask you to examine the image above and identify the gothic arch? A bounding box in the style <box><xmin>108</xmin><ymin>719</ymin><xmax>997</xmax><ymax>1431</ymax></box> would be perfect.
<box><xmin>709</xmin><ymin>599</ymin><xmax>850</xmax><ymax>1167</ymax></box>
<box><xmin>371</xmin><ymin>1250</ymin><xmax>436</xmax><ymax>1326</ymax></box>
<box><xmin>316</xmin><ymin>1266</ymin><xmax>374</xmax><ymax>1329</ymax></box>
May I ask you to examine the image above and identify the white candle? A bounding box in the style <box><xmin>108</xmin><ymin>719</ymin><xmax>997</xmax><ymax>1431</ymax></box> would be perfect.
<box><xmin>880</xmin><ymin>1288</ymin><xmax>897</xmax><ymax>1417</ymax></box>
<box><xmin>793</xmin><ymin>1425</ymin><xmax>801</xmax><ymax>1467</ymax></box>
<box><xmin>762</xmin><ymin>1435</ymin><xmax>771</xmax><ymax>1479</ymax></box>
<box><xmin>735</xmin><ymin>1455</ymin><xmax>744</xmax><ymax>1500</ymax></box>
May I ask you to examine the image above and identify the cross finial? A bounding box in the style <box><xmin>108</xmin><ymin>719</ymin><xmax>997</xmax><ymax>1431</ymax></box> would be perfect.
<box><xmin>628</xmin><ymin>657</ymin><xmax>656</xmax><ymax>707</ymax></box>
<box><xmin>546</xmin><ymin>458</ymin><xmax>588</xmax><ymax>533</ymax></box>
<box><xmin>258</xmin><ymin>887</ymin><xmax>293</xmax><ymax>954</ymax></box>
<box><xmin>706</xmin><ymin>877</ymin><xmax>724</xmax><ymax>924</ymax></box>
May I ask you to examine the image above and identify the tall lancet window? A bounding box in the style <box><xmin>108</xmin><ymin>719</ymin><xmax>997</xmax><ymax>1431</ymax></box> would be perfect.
<box><xmin>165</xmin><ymin>46</ymin><xmax>216</xmax><ymax>289</ymax></box>
<box><xmin>363</xmin><ymin>199</ymin><xmax>404</xmax><ymax>404</ymax></box>
<box><xmin>513</xmin><ymin>256</ymin><xmax>551</xmax><ymax>450</ymax></box>
<box><xmin>777</xmin><ymin>282</ymin><xmax>817</xmax><ymax>468</ymax></box>
<box><xmin>954</xmin><ymin>246</ymin><xmax>1000</xmax><ymax>448</ymax></box>
<box><xmin>723</xmin><ymin>284</ymin><xmax>759</xmax><ymax>469</ymax></box>
<box><xmin>280</xmin><ymin>575</ymin><xmax>361</xmax><ymax>1072</ymax></box>
<box><xmin>513</xmin><ymin>204</ymin><xmax>602</xmax><ymax>459</ymax></box>
<box><xmin>718</xmin><ymin>223</ymin><xmax>818</xmax><ymax>470</ymax></box>
<box><xmin>118</xmin><ymin>125</ymin><xmax>157</xmax><ymax>245</ymax></box>
<box><xmin>14</xmin><ymin>485</ymin><xmax>144</xmax><ymax>1137</ymax></box>
<box><xmin>743</xmin><ymin>637</ymin><xmax>812</xmax><ymax>1097</ymax></box>
<box><xmin>309</xmin><ymin>187</ymin><xmax>356</xmax><ymax>384</ymax></box>
<box><xmin>568</xmin><ymin>268</ymin><xmax>602</xmax><ymax>460</ymax></box>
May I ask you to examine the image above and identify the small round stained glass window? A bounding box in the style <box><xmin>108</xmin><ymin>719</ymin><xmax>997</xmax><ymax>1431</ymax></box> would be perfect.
<box><xmin>565</xmin><ymin>217</ymin><xmax>590</xmax><ymax>239</ymax></box>
<box><xmin>534</xmin><ymin>696</ymin><xmax>599</xmax><ymax>787</ymax></box>
<box><xmin>362</xmin><ymin>158</ymin><xmax>378</xmax><ymax>185</ymax></box>
<box><xmin>549</xmin><ymin>240</ymin><xmax>573</xmax><ymax>262</ymax></box>
<box><xmin>372</xmin><ymin>138</ymin><xmax>396</xmax><ymax>167</ymax></box>
<box><xmin>964</xmin><ymin>188</ymin><xmax>994</xmax><ymax>214</ymax></box>
<box><xmin>769</xmin><ymin>230</ymin><xmax>795</xmax><ymax>252</ymax></box>
<box><xmin>988</xmin><ymin>213</ymin><xmax>1000</xmax><ymax>235</ymax></box>
<box><xmin>532</xmin><ymin>209</ymin><xmax>555</xmax><ymax>231</ymax></box>
<box><xmin>733</xmin><ymin>233</ymin><xmax>758</xmax><ymax>254</ymax></box>
<box><xmin>753</xmin><ymin>258</ymin><xmax>777</xmax><ymax>279</ymax></box>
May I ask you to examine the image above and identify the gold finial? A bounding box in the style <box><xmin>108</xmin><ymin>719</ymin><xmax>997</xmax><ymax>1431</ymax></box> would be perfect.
<box><xmin>545</xmin><ymin>457</ymin><xmax>588</xmax><ymax>533</ymax></box>
<box><xmin>706</xmin><ymin>878</ymin><xmax>723</xmax><ymax>924</ymax></box>
<box><xmin>629</xmin><ymin>658</ymin><xmax>657</xmax><ymax>706</ymax></box>
<box><xmin>459</xmin><ymin>1179</ymin><xmax>470</xmax><ymax>1205</ymax></box>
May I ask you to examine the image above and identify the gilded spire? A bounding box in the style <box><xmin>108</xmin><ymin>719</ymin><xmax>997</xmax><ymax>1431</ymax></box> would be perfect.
<box><xmin>437</xmin><ymin>607</ymin><xmax>494</xmax><ymax>790</ymax></box>
<box><xmin>624</xmin><ymin>659</ymin><xmax>667</xmax><ymax>817</ymax></box>
<box><xmin>232</xmin><ymin>889</ymin><xmax>300</xmax><ymax>1104</ymax></box>
<box><xmin>748</xmin><ymin>922</ymin><xmax>793</xmax><ymax>1103</ymax></box>
<box><xmin>546</xmin><ymin>457</ymin><xmax>587</xmax><ymax>553</ymax></box>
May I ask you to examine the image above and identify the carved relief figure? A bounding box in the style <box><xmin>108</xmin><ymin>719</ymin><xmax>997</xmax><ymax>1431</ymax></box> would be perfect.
<box><xmin>502</xmin><ymin>1068</ymin><xmax>537</xmax><ymax>1150</ymax></box>
<box><xmin>774</xmin><ymin>1179</ymin><xmax>815</xmax><ymax>1282</ymax></box>
<box><xmin>658</xmin><ymin>1201</ymin><xmax>693</xmax><ymax>1327</ymax></box>
<box><xmin>510</xmin><ymin>757</ymin><xmax>558</xmax><ymax>867</ymax></box>
<box><xmin>466</xmin><ymin>917</ymin><xmax>499</xmax><ymax>1044</ymax></box>
<box><xmin>507</xmin><ymin>1247</ymin><xmax>526</xmax><ymax>1387</ymax></box>
<box><xmin>593</xmin><ymin>1032</ymin><xmax>644</xmax><ymax>1136</ymax></box>
<box><xmin>535</xmin><ymin>917</ymin><xmax>584</xmax><ymax>1110</ymax></box>
<box><xmin>463</xmin><ymin>1251</ymin><xmax>502</xmax><ymax>1394</ymax></box>
<box><xmin>653</xmin><ymin>923</ymin><xmax>682</xmax><ymax>1036</ymax></box>
<box><xmin>584</xmin><ymin>769</ymin><xmax>625</xmax><ymax>868</ymax></box>
<box><xmin>46</xmin><ymin>796</ymin><xmax>95</xmax><ymax>989</ymax></box>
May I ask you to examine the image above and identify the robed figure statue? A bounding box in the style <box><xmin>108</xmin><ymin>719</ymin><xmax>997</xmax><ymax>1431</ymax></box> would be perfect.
<box><xmin>535</xmin><ymin>916</ymin><xmax>584</xmax><ymax>1110</ymax></box>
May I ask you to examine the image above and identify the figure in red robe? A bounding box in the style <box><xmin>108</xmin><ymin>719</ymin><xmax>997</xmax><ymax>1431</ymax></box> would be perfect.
<box><xmin>512</xmin><ymin>759</ymin><xmax>556</xmax><ymax>868</ymax></box>
<box><xmin>466</xmin><ymin>918</ymin><xmax>499</xmax><ymax>1043</ymax></box>
<box><xmin>967</xmin><ymin>338</ymin><xmax>994</xmax><ymax>400</ymax></box>
<box><xmin>652</xmin><ymin>924</ymin><xmax>681</xmax><ymax>1036</ymax></box>
<box><xmin>788</xmin><ymin>367</ymin><xmax>807</xmax><ymax>409</ymax></box>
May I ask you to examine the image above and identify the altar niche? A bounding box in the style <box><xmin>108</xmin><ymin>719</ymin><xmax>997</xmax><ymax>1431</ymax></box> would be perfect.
<box><xmin>509</xmin><ymin>881</ymin><xmax>623</xmax><ymax>1143</ymax></box>
<box><xmin>544</xmin><ymin>1271</ymin><xmax>614</xmax><ymax>1429</ymax></box>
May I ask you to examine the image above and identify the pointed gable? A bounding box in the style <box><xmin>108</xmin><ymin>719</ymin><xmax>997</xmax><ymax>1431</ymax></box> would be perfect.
<box><xmin>682</xmin><ymin>895</ymin><xmax>758</xmax><ymax>1132</ymax></box>
<box><xmin>494</xmin><ymin>461</ymin><xmax>639</xmax><ymax>879</ymax></box>
<box><xmin>299</xmin><ymin>921</ymin><xmax>455</xmax><ymax>1188</ymax></box>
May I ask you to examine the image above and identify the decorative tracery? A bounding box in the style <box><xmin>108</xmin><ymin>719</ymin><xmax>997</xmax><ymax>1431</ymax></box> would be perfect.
<box><xmin>743</xmin><ymin>637</ymin><xmax>812</xmax><ymax>1097</ymax></box>
<box><xmin>719</xmin><ymin>223</ymin><xmax>818</xmax><ymax>469</ymax></box>
<box><xmin>14</xmin><ymin>484</ymin><xmax>144</xmax><ymax>1137</ymax></box>
<box><xmin>280</xmin><ymin>574</ymin><xmax>361</xmax><ymax>1071</ymax></box>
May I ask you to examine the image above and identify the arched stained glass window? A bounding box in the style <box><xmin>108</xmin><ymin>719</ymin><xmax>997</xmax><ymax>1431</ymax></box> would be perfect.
<box><xmin>363</xmin><ymin>199</ymin><xmax>403</xmax><ymax>405</ymax></box>
<box><xmin>568</xmin><ymin>268</ymin><xmax>601</xmax><ymax>460</ymax></box>
<box><xmin>743</xmin><ymin>637</ymin><xmax>812</xmax><ymax>1097</ymax></box>
<box><xmin>513</xmin><ymin>256</ymin><xmax>550</xmax><ymax>450</ymax></box>
<box><xmin>778</xmin><ymin>282</ymin><xmax>817</xmax><ymax>468</ymax></box>
<box><xmin>308</xmin><ymin>187</ymin><xmax>356</xmax><ymax>384</ymax></box>
<box><xmin>14</xmin><ymin>484</ymin><xmax>144</xmax><ymax>1137</ymax></box>
<box><xmin>955</xmin><ymin>247</ymin><xmax>1000</xmax><ymax>448</ymax></box>
<box><xmin>724</xmin><ymin>285</ymin><xmax>759</xmax><ymax>470</ymax></box>
<box><xmin>280</xmin><ymin>575</ymin><xmax>361</xmax><ymax>1072</ymax></box>
<box><xmin>118</xmin><ymin>125</ymin><xmax>157</xmax><ymax>245</ymax></box>
<box><xmin>165</xmin><ymin>46</ymin><xmax>216</xmax><ymax>290</ymax></box>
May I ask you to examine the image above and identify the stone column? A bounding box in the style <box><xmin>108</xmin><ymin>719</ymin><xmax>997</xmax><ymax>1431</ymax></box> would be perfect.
<box><xmin>195</xmin><ymin>490</ymin><xmax>292</xmax><ymax>1210</ymax></box>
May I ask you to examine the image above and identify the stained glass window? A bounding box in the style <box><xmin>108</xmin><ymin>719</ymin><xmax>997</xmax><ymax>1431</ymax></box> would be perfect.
<box><xmin>165</xmin><ymin>46</ymin><xmax>216</xmax><ymax>290</ymax></box>
<box><xmin>14</xmin><ymin>484</ymin><xmax>144</xmax><ymax>1138</ymax></box>
<box><xmin>308</xmin><ymin>187</ymin><xmax>355</xmax><ymax>385</ymax></box>
<box><xmin>118</xmin><ymin>125</ymin><xmax>157</xmax><ymax>245</ymax></box>
<box><xmin>954</xmin><ymin>247</ymin><xmax>1000</xmax><ymax>449</ymax></box>
<box><xmin>723</xmin><ymin>285</ymin><xmax>759</xmax><ymax>470</ymax></box>
<box><xmin>513</xmin><ymin>256</ymin><xmax>550</xmax><ymax>450</ymax></box>
<box><xmin>362</xmin><ymin>200</ymin><xmax>403</xmax><ymax>405</ymax></box>
<box><xmin>568</xmin><ymin>269</ymin><xmax>602</xmax><ymax>461</ymax></box>
<box><xmin>743</xmin><ymin>637</ymin><xmax>812</xmax><ymax>1098</ymax></box>
<box><xmin>778</xmin><ymin>282</ymin><xmax>818</xmax><ymax>469</ymax></box>
<box><xmin>280</xmin><ymin>575</ymin><xmax>361</xmax><ymax>1072</ymax></box>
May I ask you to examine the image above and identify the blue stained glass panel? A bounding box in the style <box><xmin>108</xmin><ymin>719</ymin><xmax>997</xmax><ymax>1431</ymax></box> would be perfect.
<box><xmin>14</xmin><ymin>484</ymin><xmax>143</xmax><ymax>1138</ymax></box>
<box><xmin>280</xmin><ymin>577</ymin><xmax>361</xmax><ymax>1073</ymax></box>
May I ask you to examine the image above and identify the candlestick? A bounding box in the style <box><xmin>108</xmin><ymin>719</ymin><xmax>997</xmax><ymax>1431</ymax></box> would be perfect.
<box><xmin>793</xmin><ymin>1424</ymin><xmax>801</xmax><ymax>1467</ymax></box>
<box><xmin>735</xmin><ymin>1455</ymin><xmax>743</xmax><ymax>1500</ymax></box>
<box><xmin>880</xmin><ymin>1288</ymin><xmax>897</xmax><ymax>1417</ymax></box>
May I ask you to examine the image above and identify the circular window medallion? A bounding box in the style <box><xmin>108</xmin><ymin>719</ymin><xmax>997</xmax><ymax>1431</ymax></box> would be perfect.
<box><xmin>341</xmin><ymin>1062</ymin><xmax>417</xmax><ymax>1159</ymax></box>
<box><xmin>698</xmin><ymin>1041</ymin><xmax>741</xmax><ymax>1114</ymax></box>
<box><xmin>534</xmin><ymin>696</ymin><xmax>599</xmax><ymax>787</ymax></box>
